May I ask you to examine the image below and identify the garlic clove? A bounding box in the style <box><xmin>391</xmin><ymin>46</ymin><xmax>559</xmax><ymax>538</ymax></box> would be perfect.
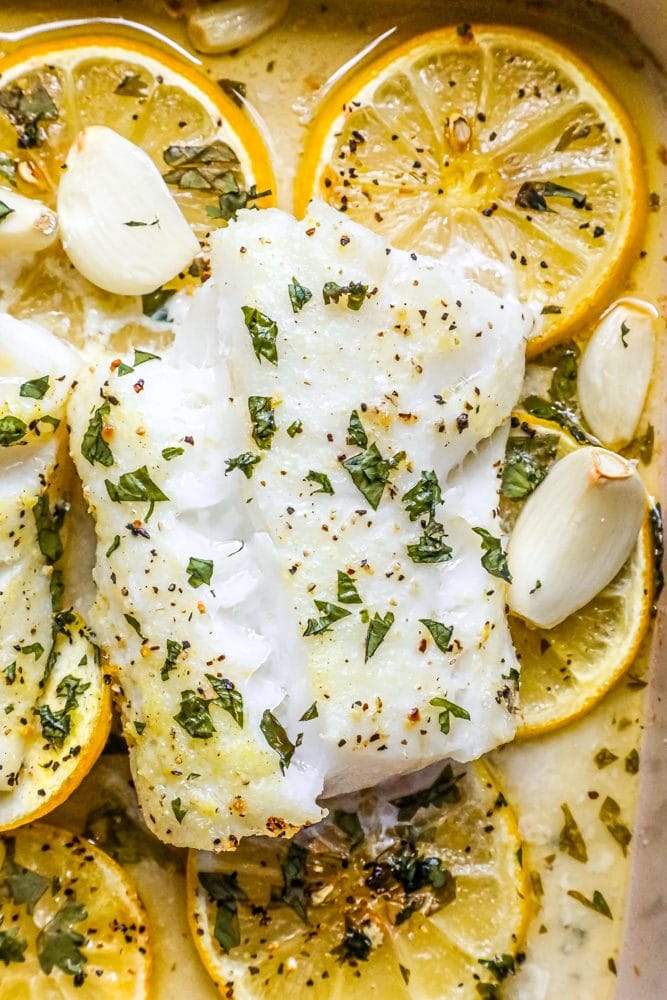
<box><xmin>578</xmin><ymin>299</ymin><xmax>658</xmax><ymax>449</ymax></box>
<box><xmin>187</xmin><ymin>0</ymin><xmax>289</xmax><ymax>55</ymax></box>
<box><xmin>57</xmin><ymin>126</ymin><xmax>200</xmax><ymax>296</ymax></box>
<box><xmin>0</xmin><ymin>187</ymin><xmax>58</xmax><ymax>255</ymax></box>
<box><xmin>507</xmin><ymin>446</ymin><xmax>645</xmax><ymax>629</ymax></box>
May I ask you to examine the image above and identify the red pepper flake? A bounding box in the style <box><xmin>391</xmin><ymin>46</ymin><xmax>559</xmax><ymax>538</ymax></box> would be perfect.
<box><xmin>110</xmin><ymin>358</ymin><xmax>121</xmax><ymax>372</ymax></box>
<box><xmin>133</xmin><ymin>379</ymin><xmax>145</xmax><ymax>394</ymax></box>
<box><xmin>408</xmin><ymin>707</ymin><xmax>420</xmax><ymax>721</ymax></box>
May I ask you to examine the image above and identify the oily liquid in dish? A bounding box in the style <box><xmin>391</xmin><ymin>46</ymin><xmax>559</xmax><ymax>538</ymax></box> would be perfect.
<box><xmin>0</xmin><ymin>1</ymin><xmax>665</xmax><ymax>998</ymax></box>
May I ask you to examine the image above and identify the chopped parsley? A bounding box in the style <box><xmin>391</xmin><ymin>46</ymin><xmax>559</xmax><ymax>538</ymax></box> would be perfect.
<box><xmin>333</xmin><ymin>810</ymin><xmax>364</xmax><ymax>849</ymax></box>
<box><xmin>365</xmin><ymin>610</ymin><xmax>394</xmax><ymax>660</ymax></box>
<box><xmin>171</xmin><ymin>798</ymin><xmax>187</xmax><ymax>824</ymax></box>
<box><xmin>162</xmin><ymin>139</ymin><xmax>240</xmax><ymax>191</ymax></box>
<box><xmin>81</xmin><ymin>400</ymin><xmax>114</xmax><ymax>467</ymax></box>
<box><xmin>114</xmin><ymin>73</ymin><xmax>149</xmax><ymax>98</ymax></box>
<box><xmin>19</xmin><ymin>375</ymin><xmax>49</xmax><ymax>399</ymax></box>
<box><xmin>142</xmin><ymin>287</ymin><xmax>176</xmax><ymax>321</ymax></box>
<box><xmin>501</xmin><ymin>434</ymin><xmax>559</xmax><ymax>499</ymax></box>
<box><xmin>206</xmin><ymin>674</ymin><xmax>244</xmax><ymax>728</ymax></box>
<box><xmin>105</xmin><ymin>465</ymin><xmax>169</xmax><ymax>520</ymax></box>
<box><xmin>0</xmin><ymin>414</ymin><xmax>27</xmax><ymax>447</ymax></box>
<box><xmin>36</xmin><ymin>900</ymin><xmax>88</xmax><ymax>985</ymax></box>
<box><xmin>390</xmin><ymin>763</ymin><xmax>463</xmax><ymax>820</ymax></box>
<box><xmin>33</xmin><ymin>674</ymin><xmax>90</xmax><ymax>748</ymax></box>
<box><xmin>347</xmin><ymin>409</ymin><xmax>368</xmax><ymax>448</ymax></box>
<box><xmin>162</xmin><ymin>446</ymin><xmax>184</xmax><ymax>461</ymax></box>
<box><xmin>337</xmin><ymin>570</ymin><xmax>362</xmax><ymax>604</ymax></box>
<box><xmin>304</xmin><ymin>469</ymin><xmax>334</xmax><ymax>495</ymax></box>
<box><xmin>21</xmin><ymin>642</ymin><xmax>44</xmax><ymax>660</ymax></box>
<box><xmin>322</xmin><ymin>280</ymin><xmax>368</xmax><ymax>311</ymax></box>
<box><xmin>0</xmin><ymin>929</ymin><xmax>26</xmax><ymax>965</ymax></box>
<box><xmin>174</xmin><ymin>690</ymin><xmax>215</xmax><ymax>740</ymax></box>
<box><xmin>280</xmin><ymin>842</ymin><xmax>308</xmax><ymax>922</ymax></box>
<box><xmin>0</xmin><ymin>82</ymin><xmax>58</xmax><ymax>149</ymax></box>
<box><xmin>559</xmin><ymin>803</ymin><xmax>588</xmax><ymax>863</ymax></box>
<box><xmin>260</xmin><ymin>709</ymin><xmax>297</xmax><ymax>773</ymax></box>
<box><xmin>300</xmin><ymin>701</ymin><xmax>318</xmax><ymax>721</ymax></box>
<box><xmin>515</xmin><ymin>180</ymin><xmax>586</xmax><ymax>211</ymax></box>
<box><xmin>248</xmin><ymin>395</ymin><xmax>276</xmax><ymax>449</ymax></box>
<box><xmin>241</xmin><ymin>306</ymin><xmax>279</xmax><ymax>365</ymax></box>
<box><xmin>419</xmin><ymin>619</ymin><xmax>453</xmax><ymax>654</ymax></box>
<box><xmin>472</xmin><ymin>527</ymin><xmax>511</xmax><ymax>582</ymax></box>
<box><xmin>198</xmin><ymin>871</ymin><xmax>246</xmax><ymax>952</ymax></box>
<box><xmin>343</xmin><ymin>442</ymin><xmax>400</xmax><ymax>510</ymax></box>
<box><xmin>186</xmin><ymin>556</ymin><xmax>214</xmax><ymax>589</ymax></box>
<box><xmin>479</xmin><ymin>954</ymin><xmax>516</xmax><ymax>982</ymax></box>
<box><xmin>286</xmin><ymin>419</ymin><xmax>303</xmax><ymax>438</ymax></box>
<box><xmin>206</xmin><ymin>178</ymin><xmax>271</xmax><ymax>221</ymax></box>
<box><xmin>32</xmin><ymin>493</ymin><xmax>64</xmax><ymax>564</ymax></box>
<box><xmin>225</xmin><ymin>452</ymin><xmax>261</xmax><ymax>478</ymax></box>
<box><xmin>303</xmin><ymin>600</ymin><xmax>351</xmax><ymax>636</ymax></box>
<box><xmin>402</xmin><ymin>470</ymin><xmax>442</xmax><ymax>520</ymax></box>
<box><xmin>599</xmin><ymin>796</ymin><xmax>632</xmax><ymax>856</ymax></box>
<box><xmin>430</xmin><ymin>695</ymin><xmax>471</xmax><ymax>735</ymax></box>
<box><xmin>567</xmin><ymin>889</ymin><xmax>612</xmax><ymax>919</ymax></box>
<box><xmin>288</xmin><ymin>276</ymin><xmax>312</xmax><ymax>312</ymax></box>
<box><xmin>407</xmin><ymin>515</ymin><xmax>452</xmax><ymax>564</ymax></box>
<box><xmin>1</xmin><ymin>838</ymin><xmax>49</xmax><ymax>913</ymax></box>
<box><xmin>0</xmin><ymin>200</ymin><xmax>14</xmax><ymax>222</ymax></box>
<box><xmin>106</xmin><ymin>535</ymin><xmax>121</xmax><ymax>558</ymax></box>
<box><xmin>620</xmin><ymin>320</ymin><xmax>630</xmax><ymax>348</ymax></box>
<box><xmin>160</xmin><ymin>639</ymin><xmax>182</xmax><ymax>681</ymax></box>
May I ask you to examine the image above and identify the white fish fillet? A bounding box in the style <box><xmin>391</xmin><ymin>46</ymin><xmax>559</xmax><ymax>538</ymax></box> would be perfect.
<box><xmin>68</xmin><ymin>202</ymin><xmax>531</xmax><ymax>847</ymax></box>
<box><xmin>0</xmin><ymin>313</ymin><xmax>78</xmax><ymax>790</ymax></box>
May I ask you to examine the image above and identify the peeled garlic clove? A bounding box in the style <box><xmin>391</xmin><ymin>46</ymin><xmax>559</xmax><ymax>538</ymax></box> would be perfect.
<box><xmin>578</xmin><ymin>299</ymin><xmax>658</xmax><ymax>449</ymax></box>
<box><xmin>57</xmin><ymin>125</ymin><xmax>199</xmax><ymax>296</ymax></box>
<box><xmin>187</xmin><ymin>0</ymin><xmax>289</xmax><ymax>54</ymax></box>
<box><xmin>0</xmin><ymin>187</ymin><xmax>57</xmax><ymax>255</ymax></box>
<box><xmin>507</xmin><ymin>447</ymin><xmax>645</xmax><ymax>628</ymax></box>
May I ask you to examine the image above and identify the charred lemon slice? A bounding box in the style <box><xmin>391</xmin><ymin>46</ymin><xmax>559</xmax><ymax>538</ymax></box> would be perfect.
<box><xmin>296</xmin><ymin>25</ymin><xmax>646</xmax><ymax>356</ymax></box>
<box><xmin>188</xmin><ymin>760</ymin><xmax>527</xmax><ymax>999</ymax></box>
<box><xmin>500</xmin><ymin>413</ymin><xmax>652</xmax><ymax>736</ymax></box>
<box><xmin>0</xmin><ymin>821</ymin><xmax>150</xmax><ymax>998</ymax></box>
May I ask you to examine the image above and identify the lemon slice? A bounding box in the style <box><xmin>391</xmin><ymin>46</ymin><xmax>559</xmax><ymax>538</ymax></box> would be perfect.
<box><xmin>0</xmin><ymin>821</ymin><xmax>150</xmax><ymax>997</ymax></box>
<box><xmin>501</xmin><ymin>413</ymin><xmax>653</xmax><ymax>736</ymax></box>
<box><xmin>0</xmin><ymin>611</ymin><xmax>111</xmax><ymax>833</ymax></box>
<box><xmin>296</xmin><ymin>25</ymin><xmax>646</xmax><ymax>356</ymax></box>
<box><xmin>187</xmin><ymin>760</ymin><xmax>527</xmax><ymax>999</ymax></box>
<box><xmin>0</xmin><ymin>33</ymin><xmax>275</xmax><ymax>342</ymax></box>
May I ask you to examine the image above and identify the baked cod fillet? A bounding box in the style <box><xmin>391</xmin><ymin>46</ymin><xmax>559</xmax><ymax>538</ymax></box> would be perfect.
<box><xmin>68</xmin><ymin>203</ymin><xmax>532</xmax><ymax>848</ymax></box>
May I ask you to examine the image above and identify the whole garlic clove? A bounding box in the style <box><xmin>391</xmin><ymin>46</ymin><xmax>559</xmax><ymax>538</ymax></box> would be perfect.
<box><xmin>57</xmin><ymin>126</ymin><xmax>200</xmax><ymax>296</ymax></box>
<box><xmin>187</xmin><ymin>0</ymin><xmax>289</xmax><ymax>55</ymax></box>
<box><xmin>578</xmin><ymin>299</ymin><xmax>658</xmax><ymax>449</ymax></box>
<box><xmin>507</xmin><ymin>447</ymin><xmax>645</xmax><ymax>629</ymax></box>
<box><xmin>0</xmin><ymin>187</ymin><xmax>58</xmax><ymax>255</ymax></box>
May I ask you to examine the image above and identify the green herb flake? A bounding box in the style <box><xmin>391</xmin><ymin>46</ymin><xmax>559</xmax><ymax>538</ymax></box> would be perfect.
<box><xmin>141</xmin><ymin>287</ymin><xmax>176</xmax><ymax>321</ymax></box>
<box><xmin>419</xmin><ymin>619</ymin><xmax>453</xmax><ymax>654</ymax></box>
<box><xmin>225</xmin><ymin>451</ymin><xmax>261</xmax><ymax>478</ymax></box>
<box><xmin>32</xmin><ymin>493</ymin><xmax>64</xmax><ymax>565</ymax></box>
<box><xmin>343</xmin><ymin>442</ymin><xmax>395</xmax><ymax>510</ymax></box>
<box><xmin>390</xmin><ymin>762</ymin><xmax>463</xmax><ymax>820</ymax></box>
<box><xmin>594</xmin><ymin>747</ymin><xmax>618</xmax><ymax>769</ymax></box>
<box><xmin>337</xmin><ymin>570</ymin><xmax>362</xmax><ymax>604</ymax></box>
<box><xmin>567</xmin><ymin>889</ymin><xmax>613</xmax><ymax>919</ymax></box>
<box><xmin>162</xmin><ymin>446</ymin><xmax>184</xmax><ymax>461</ymax></box>
<box><xmin>300</xmin><ymin>701</ymin><xmax>318</xmax><ymax>721</ymax></box>
<box><xmin>4</xmin><ymin>661</ymin><xmax>16</xmax><ymax>685</ymax></box>
<box><xmin>303</xmin><ymin>600</ymin><xmax>351</xmax><ymax>636</ymax></box>
<box><xmin>288</xmin><ymin>276</ymin><xmax>312</xmax><ymax>313</ymax></box>
<box><xmin>21</xmin><ymin>642</ymin><xmax>44</xmax><ymax>660</ymax></box>
<box><xmin>248</xmin><ymin>395</ymin><xmax>276</xmax><ymax>449</ymax></box>
<box><xmin>114</xmin><ymin>73</ymin><xmax>149</xmax><ymax>98</ymax></box>
<box><xmin>430</xmin><ymin>695</ymin><xmax>471</xmax><ymax>735</ymax></box>
<box><xmin>620</xmin><ymin>321</ymin><xmax>630</xmax><ymax>348</ymax></box>
<box><xmin>333</xmin><ymin>810</ymin><xmax>364</xmax><ymax>849</ymax></box>
<box><xmin>0</xmin><ymin>82</ymin><xmax>58</xmax><ymax>149</ymax></box>
<box><xmin>186</xmin><ymin>556</ymin><xmax>214</xmax><ymax>589</ymax></box>
<box><xmin>0</xmin><ymin>200</ymin><xmax>15</xmax><ymax>222</ymax></box>
<box><xmin>0</xmin><ymin>929</ymin><xmax>27</xmax><ymax>965</ymax></box>
<box><xmin>134</xmin><ymin>348</ymin><xmax>161</xmax><ymax>366</ymax></box>
<box><xmin>124</xmin><ymin>217</ymin><xmax>159</xmax><ymax>227</ymax></box>
<box><xmin>174</xmin><ymin>690</ymin><xmax>215</xmax><ymax>740</ymax></box>
<box><xmin>516</xmin><ymin>180</ymin><xmax>586</xmax><ymax>212</ymax></box>
<box><xmin>599</xmin><ymin>796</ymin><xmax>632</xmax><ymax>856</ymax></box>
<box><xmin>0</xmin><ymin>414</ymin><xmax>27</xmax><ymax>447</ymax></box>
<box><xmin>407</xmin><ymin>516</ymin><xmax>452</xmax><ymax>564</ymax></box>
<box><xmin>105</xmin><ymin>465</ymin><xmax>169</xmax><ymax>520</ymax></box>
<box><xmin>501</xmin><ymin>433</ymin><xmax>559</xmax><ymax>499</ymax></box>
<box><xmin>171</xmin><ymin>798</ymin><xmax>187</xmax><ymax>824</ymax></box>
<box><xmin>106</xmin><ymin>535</ymin><xmax>121</xmax><ymax>558</ymax></box>
<box><xmin>1</xmin><ymin>838</ymin><xmax>49</xmax><ymax>913</ymax></box>
<box><xmin>332</xmin><ymin>923</ymin><xmax>373</xmax><ymax>963</ymax></box>
<box><xmin>242</xmin><ymin>306</ymin><xmax>279</xmax><ymax>365</ymax></box>
<box><xmin>625</xmin><ymin>749</ymin><xmax>639</xmax><ymax>774</ymax></box>
<box><xmin>260</xmin><ymin>709</ymin><xmax>296</xmax><ymax>773</ymax></box>
<box><xmin>347</xmin><ymin>409</ymin><xmax>368</xmax><ymax>448</ymax></box>
<box><xmin>322</xmin><ymin>280</ymin><xmax>368</xmax><ymax>311</ymax></box>
<box><xmin>365</xmin><ymin>611</ymin><xmax>394</xmax><ymax>660</ymax></box>
<box><xmin>280</xmin><ymin>842</ymin><xmax>309</xmax><ymax>922</ymax></box>
<box><xmin>37</xmin><ymin>900</ymin><xmax>88</xmax><ymax>984</ymax></box>
<box><xmin>541</xmin><ymin>304</ymin><xmax>563</xmax><ymax>315</ymax></box>
<box><xmin>81</xmin><ymin>400</ymin><xmax>114</xmax><ymax>467</ymax></box>
<box><xmin>198</xmin><ymin>871</ymin><xmax>246</xmax><ymax>952</ymax></box>
<box><xmin>206</xmin><ymin>674</ymin><xmax>244</xmax><ymax>728</ymax></box>
<box><xmin>472</xmin><ymin>527</ymin><xmax>511</xmax><ymax>582</ymax></box>
<box><xmin>402</xmin><ymin>470</ymin><xmax>443</xmax><ymax>520</ymax></box>
<box><xmin>286</xmin><ymin>419</ymin><xmax>303</xmax><ymax>438</ymax></box>
<box><xmin>160</xmin><ymin>639</ymin><xmax>182</xmax><ymax>682</ymax></box>
<box><xmin>19</xmin><ymin>374</ymin><xmax>49</xmax><ymax>399</ymax></box>
<box><xmin>559</xmin><ymin>803</ymin><xmax>588</xmax><ymax>863</ymax></box>
<box><xmin>206</xmin><ymin>178</ymin><xmax>272</xmax><ymax>222</ymax></box>
<box><xmin>479</xmin><ymin>954</ymin><xmax>516</xmax><ymax>982</ymax></box>
<box><xmin>304</xmin><ymin>469</ymin><xmax>334</xmax><ymax>495</ymax></box>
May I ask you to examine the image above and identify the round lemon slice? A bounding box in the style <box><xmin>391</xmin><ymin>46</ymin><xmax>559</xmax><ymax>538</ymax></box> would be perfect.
<box><xmin>0</xmin><ymin>821</ymin><xmax>150</xmax><ymax>998</ymax></box>
<box><xmin>501</xmin><ymin>413</ymin><xmax>653</xmax><ymax>736</ymax></box>
<box><xmin>188</xmin><ymin>760</ymin><xmax>527</xmax><ymax>999</ymax></box>
<box><xmin>0</xmin><ymin>33</ymin><xmax>275</xmax><ymax>341</ymax></box>
<box><xmin>0</xmin><ymin>612</ymin><xmax>111</xmax><ymax>833</ymax></box>
<box><xmin>296</xmin><ymin>25</ymin><xmax>646</xmax><ymax>356</ymax></box>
